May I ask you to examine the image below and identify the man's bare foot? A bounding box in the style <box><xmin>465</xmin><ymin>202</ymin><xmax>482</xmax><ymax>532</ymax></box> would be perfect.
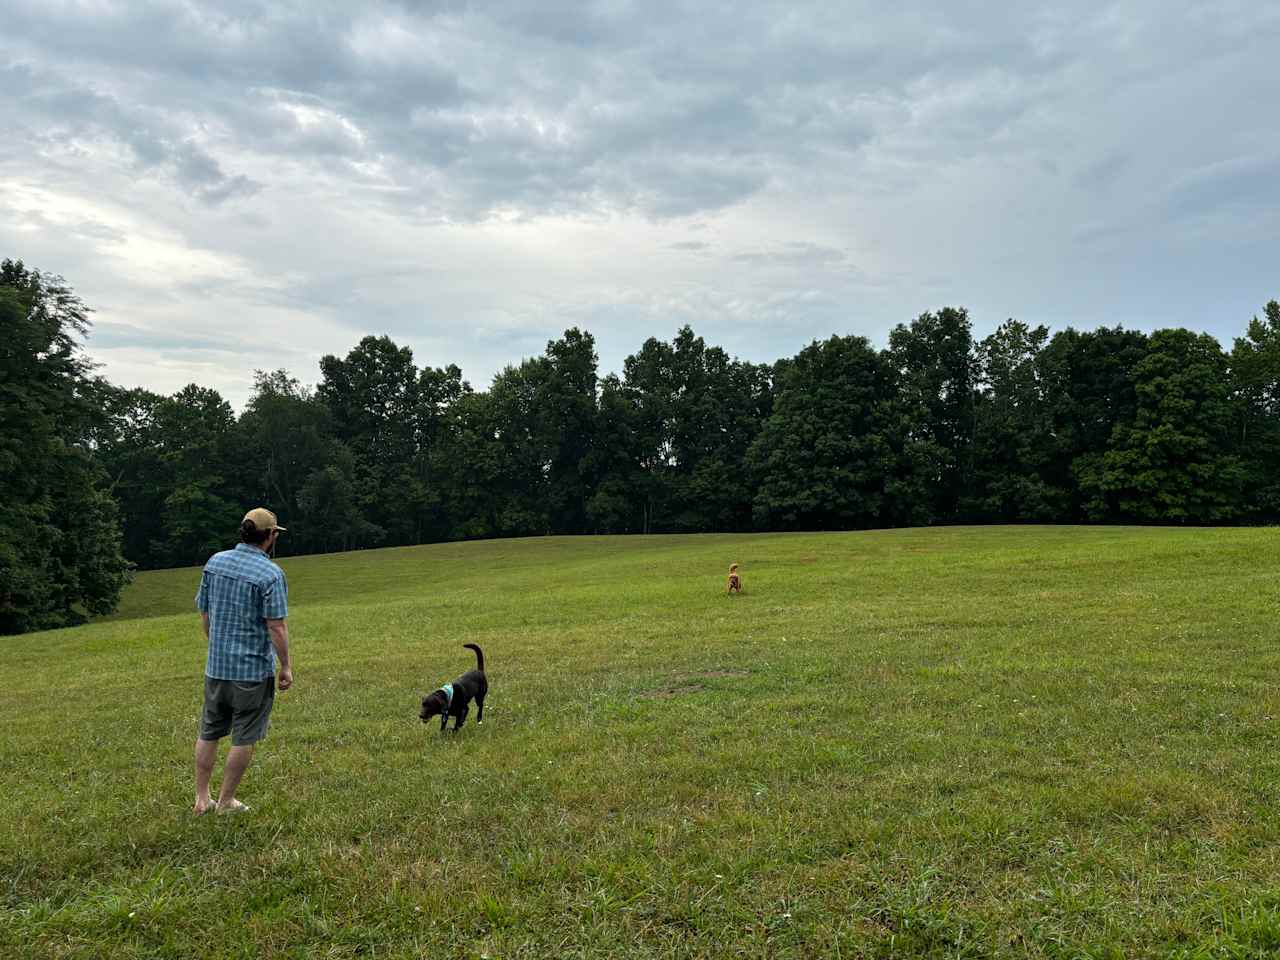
<box><xmin>216</xmin><ymin>799</ymin><xmax>250</xmax><ymax>815</ymax></box>
<box><xmin>194</xmin><ymin>797</ymin><xmax>214</xmax><ymax>816</ymax></box>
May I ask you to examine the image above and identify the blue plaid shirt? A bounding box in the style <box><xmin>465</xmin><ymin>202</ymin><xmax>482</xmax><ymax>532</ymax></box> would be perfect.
<box><xmin>196</xmin><ymin>543</ymin><xmax>289</xmax><ymax>681</ymax></box>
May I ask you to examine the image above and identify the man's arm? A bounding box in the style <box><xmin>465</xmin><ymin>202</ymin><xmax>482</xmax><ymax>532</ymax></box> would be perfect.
<box><xmin>267</xmin><ymin>618</ymin><xmax>292</xmax><ymax>690</ymax></box>
<box><xmin>196</xmin><ymin>572</ymin><xmax>210</xmax><ymax>635</ymax></box>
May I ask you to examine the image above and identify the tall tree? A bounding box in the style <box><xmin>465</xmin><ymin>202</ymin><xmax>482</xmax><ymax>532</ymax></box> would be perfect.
<box><xmin>613</xmin><ymin>327</ymin><xmax>772</xmax><ymax>532</ymax></box>
<box><xmin>666</xmin><ymin>328</ymin><xmax>772</xmax><ymax>532</ymax></box>
<box><xmin>887</xmin><ymin>307</ymin><xmax>978</xmax><ymax>521</ymax></box>
<box><xmin>93</xmin><ymin>385</ymin><xmax>167</xmax><ymax>566</ymax></box>
<box><xmin>619</xmin><ymin>336</ymin><xmax>678</xmax><ymax>533</ymax></box>
<box><xmin>585</xmin><ymin>373</ymin><xmax>645</xmax><ymax>533</ymax></box>
<box><xmin>487</xmin><ymin>356</ymin><xmax>555</xmax><ymax>536</ymax></box>
<box><xmin>151</xmin><ymin>384</ymin><xmax>241</xmax><ymax>566</ymax></box>
<box><xmin>748</xmin><ymin>335</ymin><xmax>925</xmax><ymax>530</ymax></box>
<box><xmin>0</xmin><ymin>260</ymin><xmax>127</xmax><ymax>633</ymax></box>
<box><xmin>235</xmin><ymin>369</ymin><xmax>342</xmax><ymax>553</ymax></box>
<box><xmin>1231</xmin><ymin>300</ymin><xmax>1280</xmax><ymax>520</ymax></box>
<box><xmin>238</xmin><ymin>370</ymin><xmax>329</xmax><ymax>510</ymax></box>
<box><xmin>541</xmin><ymin>329</ymin><xmax>599</xmax><ymax>534</ymax></box>
<box><xmin>966</xmin><ymin>320</ymin><xmax>1062</xmax><ymax>521</ymax></box>
<box><xmin>412</xmin><ymin>362</ymin><xmax>468</xmax><ymax>542</ymax></box>
<box><xmin>1036</xmin><ymin>326</ymin><xmax>1148</xmax><ymax>521</ymax></box>
<box><xmin>318</xmin><ymin>336</ymin><xmax>422</xmax><ymax>544</ymax></box>
<box><xmin>435</xmin><ymin>390</ymin><xmax>505</xmax><ymax>539</ymax></box>
<box><xmin>1079</xmin><ymin>329</ymin><xmax>1245</xmax><ymax>522</ymax></box>
<box><xmin>296</xmin><ymin>443</ymin><xmax>384</xmax><ymax>553</ymax></box>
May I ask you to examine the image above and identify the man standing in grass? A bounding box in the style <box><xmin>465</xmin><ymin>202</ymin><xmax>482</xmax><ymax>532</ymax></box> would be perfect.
<box><xmin>193</xmin><ymin>508</ymin><xmax>293</xmax><ymax>815</ymax></box>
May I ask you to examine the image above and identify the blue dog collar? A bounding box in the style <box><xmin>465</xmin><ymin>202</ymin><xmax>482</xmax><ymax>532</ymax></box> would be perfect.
<box><xmin>438</xmin><ymin>682</ymin><xmax>454</xmax><ymax>712</ymax></box>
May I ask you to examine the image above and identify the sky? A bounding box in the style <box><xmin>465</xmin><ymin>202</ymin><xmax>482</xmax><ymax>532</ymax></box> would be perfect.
<box><xmin>3</xmin><ymin>0</ymin><xmax>1278</xmax><ymax>409</ymax></box>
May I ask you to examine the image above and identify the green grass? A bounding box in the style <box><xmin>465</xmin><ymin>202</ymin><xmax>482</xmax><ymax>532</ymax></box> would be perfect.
<box><xmin>4</xmin><ymin>526</ymin><xmax>1280</xmax><ymax>958</ymax></box>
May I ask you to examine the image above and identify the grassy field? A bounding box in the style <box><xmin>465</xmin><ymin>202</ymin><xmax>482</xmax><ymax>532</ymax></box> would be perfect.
<box><xmin>3</xmin><ymin>526</ymin><xmax>1280</xmax><ymax>958</ymax></box>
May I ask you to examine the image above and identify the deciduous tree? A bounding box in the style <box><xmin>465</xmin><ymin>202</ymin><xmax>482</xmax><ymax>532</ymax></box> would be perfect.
<box><xmin>1231</xmin><ymin>300</ymin><xmax>1280</xmax><ymax>519</ymax></box>
<box><xmin>0</xmin><ymin>260</ymin><xmax>127</xmax><ymax>633</ymax></box>
<box><xmin>1080</xmin><ymin>329</ymin><xmax>1245</xmax><ymax>522</ymax></box>
<box><xmin>748</xmin><ymin>335</ymin><xmax>913</xmax><ymax>530</ymax></box>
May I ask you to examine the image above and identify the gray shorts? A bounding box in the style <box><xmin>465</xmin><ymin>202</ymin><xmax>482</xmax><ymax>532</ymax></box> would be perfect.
<box><xmin>200</xmin><ymin>676</ymin><xmax>275</xmax><ymax>746</ymax></box>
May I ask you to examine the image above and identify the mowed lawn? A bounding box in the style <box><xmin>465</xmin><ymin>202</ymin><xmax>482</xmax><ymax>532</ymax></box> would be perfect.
<box><xmin>3</xmin><ymin>527</ymin><xmax>1280</xmax><ymax>959</ymax></box>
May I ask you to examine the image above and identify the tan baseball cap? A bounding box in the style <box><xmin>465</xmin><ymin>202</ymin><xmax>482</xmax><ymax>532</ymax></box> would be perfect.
<box><xmin>243</xmin><ymin>507</ymin><xmax>287</xmax><ymax>533</ymax></box>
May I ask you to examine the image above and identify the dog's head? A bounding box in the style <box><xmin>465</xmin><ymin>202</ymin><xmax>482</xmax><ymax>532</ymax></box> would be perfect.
<box><xmin>419</xmin><ymin>690</ymin><xmax>447</xmax><ymax>723</ymax></box>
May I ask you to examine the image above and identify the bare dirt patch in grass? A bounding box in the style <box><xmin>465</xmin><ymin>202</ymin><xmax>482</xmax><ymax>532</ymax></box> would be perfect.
<box><xmin>645</xmin><ymin>669</ymin><xmax>751</xmax><ymax>699</ymax></box>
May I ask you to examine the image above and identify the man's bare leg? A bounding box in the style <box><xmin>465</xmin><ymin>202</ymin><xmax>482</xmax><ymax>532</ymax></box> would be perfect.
<box><xmin>194</xmin><ymin>739</ymin><xmax>218</xmax><ymax>814</ymax></box>
<box><xmin>216</xmin><ymin>744</ymin><xmax>255</xmax><ymax>810</ymax></box>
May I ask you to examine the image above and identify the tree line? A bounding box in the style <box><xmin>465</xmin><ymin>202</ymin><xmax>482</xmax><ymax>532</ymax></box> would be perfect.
<box><xmin>3</xmin><ymin>256</ymin><xmax>1279</xmax><ymax>633</ymax></box>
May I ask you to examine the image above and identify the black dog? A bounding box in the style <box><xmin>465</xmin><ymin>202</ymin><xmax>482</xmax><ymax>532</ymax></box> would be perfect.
<box><xmin>420</xmin><ymin>643</ymin><xmax>487</xmax><ymax>732</ymax></box>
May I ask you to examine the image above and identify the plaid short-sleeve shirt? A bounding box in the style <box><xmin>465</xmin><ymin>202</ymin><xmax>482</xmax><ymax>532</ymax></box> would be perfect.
<box><xmin>196</xmin><ymin>543</ymin><xmax>289</xmax><ymax>681</ymax></box>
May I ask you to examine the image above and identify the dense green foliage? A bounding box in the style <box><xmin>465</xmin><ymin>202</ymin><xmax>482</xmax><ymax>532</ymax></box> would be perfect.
<box><xmin>0</xmin><ymin>260</ymin><xmax>127</xmax><ymax>633</ymax></box>
<box><xmin>5</xmin><ymin>527</ymin><xmax>1280</xmax><ymax>957</ymax></box>
<box><xmin>3</xmin><ymin>253</ymin><xmax>1279</xmax><ymax>631</ymax></box>
<box><xmin>89</xmin><ymin>297</ymin><xmax>1273</xmax><ymax>574</ymax></box>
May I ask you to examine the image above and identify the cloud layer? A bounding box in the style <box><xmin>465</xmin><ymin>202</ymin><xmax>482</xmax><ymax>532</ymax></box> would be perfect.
<box><xmin>3</xmin><ymin>0</ymin><xmax>1278</xmax><ymax>406</ymax></box>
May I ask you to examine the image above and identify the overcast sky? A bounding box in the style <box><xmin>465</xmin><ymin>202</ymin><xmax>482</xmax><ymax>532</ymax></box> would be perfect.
<box><xmin>3</xmin><ymin>1</ymin><xmax>1278</xmax><ymax>408</ymax></box>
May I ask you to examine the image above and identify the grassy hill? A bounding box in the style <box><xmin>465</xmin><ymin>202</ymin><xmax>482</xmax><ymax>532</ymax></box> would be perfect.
<box><xmin>4</xmin><ymin>526</ymin><xmax>1280</xmax><ymax>958</ymax></box>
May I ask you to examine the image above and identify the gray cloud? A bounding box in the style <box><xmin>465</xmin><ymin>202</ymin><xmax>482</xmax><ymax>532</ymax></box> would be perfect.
<box><xmin>4</xmin><ymin>61</ymin><xmax>261</xmax><ymax>206</ymax></box>
<box><xmin>0</xmin><ymin>1</ymin><xmax>1089</xmax><ymax>221</ymax></box>
<box><xmin>70</xmin><ymin>219</ymin><xmax>128</xmax><ymax>244</ymax></box>
<box><xmin>733</xmin><ymin>243</ymin><xmax>851</xmax><ymax>268</ymax></box>
<box><xmin>2</xmin><ymin>1</ymin><xmax>1278</xmax><ymax>406</ymax></box>
<box><xmin>172</xmin><ymin>142</ymin><xmax>263</xmax><ymax>206</ymax></box>
<box><xmin>90</xmin><ymin>326</ymin><xmax>248</xmax><ymax>355</ymax></box>
<box><xmin>1168</xmin><ymin>154</ymin><xmax>1280</xmax><ymax>217</ymax></box>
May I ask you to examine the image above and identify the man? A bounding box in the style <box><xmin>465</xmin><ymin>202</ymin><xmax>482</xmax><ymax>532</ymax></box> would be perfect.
<box><xmin>193</xmin><ymin>507</ymin><xmax>293</xmax><ymax>815</ymax></box>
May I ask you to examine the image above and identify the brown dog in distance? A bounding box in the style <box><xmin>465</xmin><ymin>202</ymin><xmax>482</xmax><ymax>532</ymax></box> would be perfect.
<box><xmin>727</xmin><ymin>563</ymin><xmax>742</xmax><ymax>595</ymax></box>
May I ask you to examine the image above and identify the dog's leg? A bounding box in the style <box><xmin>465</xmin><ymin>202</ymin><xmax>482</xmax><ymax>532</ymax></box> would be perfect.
<box><xmin>476</xmin><ymin>693</ymin><xmax>485</xmax><ymax>725</ymax></box>
<box><xmin>454</xmin><ymin>703</ymin><xmax>469</xmax><ymax>731</ymax></box>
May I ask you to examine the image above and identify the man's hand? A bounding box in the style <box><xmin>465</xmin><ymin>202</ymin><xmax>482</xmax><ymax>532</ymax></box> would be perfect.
<box><xmin>267</xmin><ymin>618</ymin><xmax>291</xmax><ymax>690</ymax></box>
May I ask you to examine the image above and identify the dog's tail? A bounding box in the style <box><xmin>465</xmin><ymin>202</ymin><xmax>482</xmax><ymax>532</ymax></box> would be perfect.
<box><xmin>462</xmin><ymin>643</ymin><xmax>484</xmax><ymax>671</ymax></box>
